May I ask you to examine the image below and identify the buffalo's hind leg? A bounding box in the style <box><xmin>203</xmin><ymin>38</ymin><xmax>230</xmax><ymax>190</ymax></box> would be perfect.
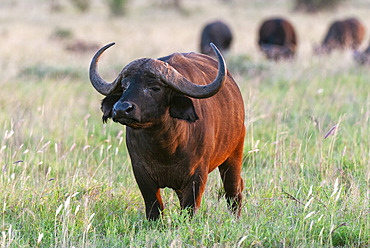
<box><xmin>218</xmin><ymin>140</ymin><xmax>244</xmax><ymax>217</ymax></box>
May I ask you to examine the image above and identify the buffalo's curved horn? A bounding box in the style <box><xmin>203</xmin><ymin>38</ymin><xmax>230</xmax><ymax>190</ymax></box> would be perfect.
<box><xmin>159</xmin><ymin>43</ymin><xmax>227</xmax><ymax>99</ymax></box>
<box><xmin>89</xmin><ymin>42</ymin><xmax>121</xmax><ymax>96</ymax></box>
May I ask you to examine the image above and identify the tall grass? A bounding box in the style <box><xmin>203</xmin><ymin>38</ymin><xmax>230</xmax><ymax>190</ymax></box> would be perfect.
<box><xmin>1</xmin><ymin>0</ymin><xmax>369</xmax><ymax>247</ymax></box>
<box><xmin>1</xmin><ymin>54</ymin><xmax>369</xmax><ymax>247</ymax></box>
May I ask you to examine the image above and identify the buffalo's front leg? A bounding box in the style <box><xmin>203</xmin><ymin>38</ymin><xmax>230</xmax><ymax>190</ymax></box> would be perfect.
<box><xmin>132</xmin><ymin>164</ymin><xmax>163</xmax><ymax>220</ymax></box>
<box><xmin>176</xmin><ymin>170</ymin><xmax>208</xmax><ymax>216</ymax></box>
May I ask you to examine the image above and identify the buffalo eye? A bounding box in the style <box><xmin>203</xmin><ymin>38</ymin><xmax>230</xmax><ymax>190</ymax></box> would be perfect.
<box><xmin>149</xmin><ymin>86</ymin><xmax>161</xmax><ymax>92</ymax></box>
<box><xmin>121</xmin><ymin>80</ymin><xmax>130</xmax><ymax>91</ymax></box>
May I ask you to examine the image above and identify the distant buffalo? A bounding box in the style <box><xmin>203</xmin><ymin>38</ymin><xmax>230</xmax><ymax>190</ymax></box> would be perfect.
<box><xmin>200</xmin><ymin>20</ymin><xmax>233</xmax><ymax>56</ymax></box>
<box><xmin>354</xmin><ymin>42</ymin><xmax>370</xmax><ymax>65</ymax></box>
<box><xmin>258</xmin><ymin>18</ymin><xmax>297</xmax><ymax>60</ymax></box>
<box><xmin>315</xmin><ymin>18</ymin><xmax>366</xmax><ymax>54</ymax></box>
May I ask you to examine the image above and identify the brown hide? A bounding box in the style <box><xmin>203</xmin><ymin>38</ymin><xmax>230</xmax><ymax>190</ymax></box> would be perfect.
<box><xmin>90</xmin><ymin>45</ymin><xmax>245</xmax><ymax>220</ymax></box>
<box><xmin>317</xmin><ymin>18</ymin><xmax>366</xmax><ymax>54</ymax></box>
<box><xmin>258</xmin><ymin>18</ymin><xmax>297</xmax><ymax>60</ymax></box>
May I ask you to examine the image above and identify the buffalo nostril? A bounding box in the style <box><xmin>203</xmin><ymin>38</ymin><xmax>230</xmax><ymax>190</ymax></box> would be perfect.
<box><xmin>125</xmin><ymin>104</ymin><xmax>134</xmax><ymax>113</ymax></box>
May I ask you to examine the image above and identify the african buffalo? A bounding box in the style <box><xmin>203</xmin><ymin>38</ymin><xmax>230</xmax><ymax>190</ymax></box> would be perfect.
<box><xmin>258</xmin><ymin>18</ymin><xmax>297</xmax><ymax>60</ymax></box>
<box><xmin>89</xmin><ymin>43</ymin><xmax>245</xmax><ymax>220</ymax></box>
<box><xmin>315</xmin><ymin>18</ymin><xmax>366</xmax><ymax>54</ymax></box>
<box><xmin>200</xmin><ymin>20</ymin><xmax>233</xmax><ymax>56</ymax></box>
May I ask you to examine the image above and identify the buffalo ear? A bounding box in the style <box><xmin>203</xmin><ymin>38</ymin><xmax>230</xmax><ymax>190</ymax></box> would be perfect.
<box><xmin>169</xmin><ymin>95</ymin><xmax>199</xmax><ymax>122</ymax></box>
<box><xmin>101</xmin><ymin>93</ymin><xmax>121</xmax><ymax>123</ymax></box>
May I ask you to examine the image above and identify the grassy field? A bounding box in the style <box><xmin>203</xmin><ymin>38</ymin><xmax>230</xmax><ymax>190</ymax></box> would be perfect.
<box><xmin>1</xmin><ymin>0</ymin><xmax>370</xmax><ymax>247</ymax></box>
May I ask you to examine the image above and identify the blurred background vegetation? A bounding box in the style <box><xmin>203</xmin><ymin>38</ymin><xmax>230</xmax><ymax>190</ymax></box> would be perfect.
<box><xmin>47</xmin><ymin>0</ymin><xmax>352</xmax><ymax>15</ymax></box>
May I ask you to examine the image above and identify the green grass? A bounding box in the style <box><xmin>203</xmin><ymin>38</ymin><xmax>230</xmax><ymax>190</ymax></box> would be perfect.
<box><xmin>1</xmin><ymin>0</ymin><xmax>370</xmax><ymax>246</ymax></box>
<box><xmin>1</xmin><ymin>55</ymin><xmax>369</xmax><ymax>247</ymax></box>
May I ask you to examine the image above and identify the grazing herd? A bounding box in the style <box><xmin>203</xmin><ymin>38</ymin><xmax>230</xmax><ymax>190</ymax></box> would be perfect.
<box><xmin>89</xmin><ymin>15</ymin><xmax>368</xmax><ymax>221</ymax></box>
<box><xmin>201</xmin><ymin>17</ymin><xmax>369</xmax><ymax>63</ymax></box>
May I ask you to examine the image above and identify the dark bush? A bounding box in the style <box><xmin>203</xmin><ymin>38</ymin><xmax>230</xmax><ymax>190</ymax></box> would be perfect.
<box><xmin>293</xmin><ymin>0</ymin><xmax>346</xmax><ymax>12</ymax></box>
<box><xmin>19</xmin><ymin>64</ymin><xmax>83</xmax><ymax>80</ymax></box>
<box><xmin>70</xmin><ymin>0</ymin><xmax>91</xmax><ymax>12</ymax></box>
<box><xmin>50</xmin><ymin>27</ymin><xmax>74</xmax><ymax>41</ymax></box>
<box><xmin>107</xmin><ymin>0</ymin><xmax>128</xmax><ymax>16</ymax></box>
